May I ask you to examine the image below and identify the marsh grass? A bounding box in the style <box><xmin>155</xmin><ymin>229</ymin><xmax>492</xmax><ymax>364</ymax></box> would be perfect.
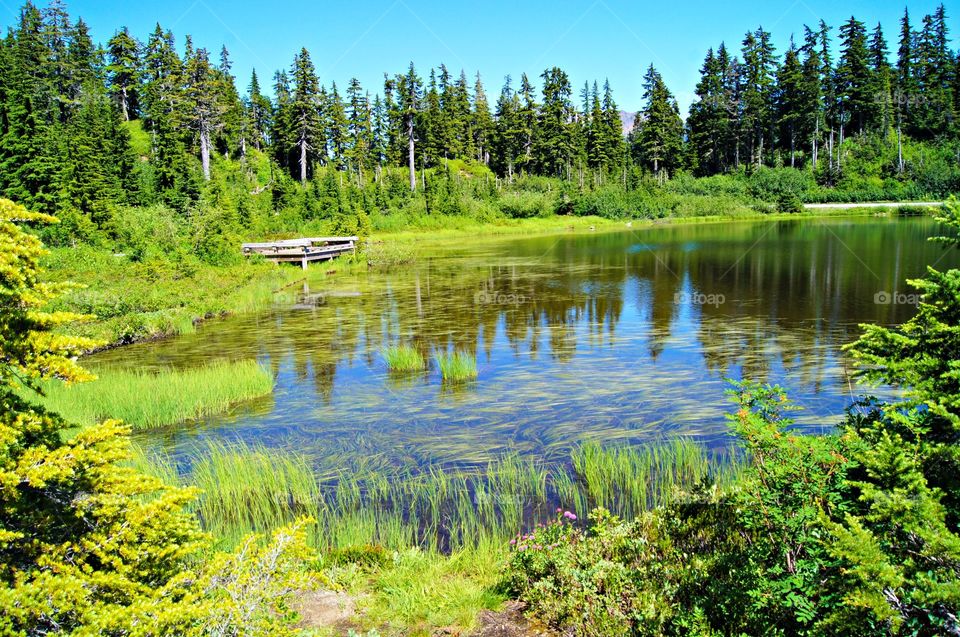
<box><xmin>436</xmin><ymin>351</ymin><xmax>478</xmax><ymax>383</ymax></box>
<box><xmin>155</xmin><ymin>438</ymin><xmax>734</xmax><ymax>557</ymax></box>
<box><xmin>383</xmin><ymin>345</ymin><xmax>427</xmax><ymax>372</ymax></box>
<box><xmin>32</xmin><ymin>360</ymin><xmax>274</xmax><ymax>429</ymax></box>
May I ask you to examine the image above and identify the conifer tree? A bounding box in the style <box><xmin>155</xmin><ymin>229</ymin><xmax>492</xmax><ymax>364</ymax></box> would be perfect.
<box><xmin>632</xmin><ymin>64</ymin><xmax>684</xmax><ymax>179</ymax></box>
<box><xmin>492</xmin><ymin>75</ymin><xmax>523</xmax><ymax>179</ymax></box>
<box><xmin>105</xmin><ymin>27</ymin><xmax>139</xmax><ymax>121</ymax></box>
<box><xmin>289</xmin><ymin>47</ymin><xmax>322</xmax><ymax>184</ymax></box>
<box><xmin>471</xmin><ymin>72</ymin><xmax>494</xmax><ymax>164</ymax></box>
<box><xmin>245</xmin><ymin>69</ymin><xmax>272</xmax><ymax>152</ymax></box>
<box><xmin>533</xmin><ymin>67</ymin><xmax>574</xmax><ymax>177</ymax></box>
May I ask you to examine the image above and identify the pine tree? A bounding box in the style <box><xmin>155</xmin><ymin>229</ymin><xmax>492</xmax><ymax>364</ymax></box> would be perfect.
<box><xmin>245</xmin><ymin>69</ymin><xmax>272</xmax><ymax>152</ymax></box>
<box><xmin>776</xmin><ymin>40</ymin><xmax>805</xmax><ymax>167</ymax></box>
<box><xmin>371</xmin><ymin>93</ymin><xmax>388</xmax><ymax>169</ymax></box>
<box><xmin>326</xmin><ymin>81</ymin><xmax>348</xmax><ymax>169</ymax></box>
<box><xmin>689</xmin><ymin>47</ymin><xmax>726</xmax><ymax>174</ymax></box>
<box><xmin>471</xmin><ymin>72</ymin><xmax>493</xmax><ymax>164</ymax></box>
<box><xmin>835</xmin><ymin>17</ymin><xmax>872</xmax><ymax>135</ymax></box>
<box><xmin>105</xmin><ymin>27</ymin><xmax>139</xmax><ymax>121</ymax></box>
<box><xmin>395</xmin><ymin>63</ymin><xmax>421</xmax><ymax>190</ymax></box>
<box><xmin>518</xmin><ymin>73</ymin><xmax>537</xmax><ymax>168</ymax></box>
<box><xmin>492</xmin><ymin>75</ymin><xmax>523</xmax><ymax>179</ymax></box>
<box><xmin>184</xmin><ymin>46</ymin><xmax>222</xmax><ymax>180</ymax></box>
<box><xmin>532</xmin><ymin>67</ymin><xmax>574</xmax><ymax>177</ymax></box>
<box><xmin>868</xmin><ymin>24</ymin><xmax>893</xmax><ymax>134</ymax></box>
<box><xmin>600</xmin><ymin>79</ymin><xmax>625</xmax><ymax>173</ymax></box>
<box><xmin>740</xmin><ymin>27</ymin><xmax>777</xmax><ymax>167</ymax></box>
<box><xmin>345</xmin><ymin>77</ymin><xmax>373</xmax><ymax>178</ymax></box>
<box><xmin>632</xmin><ymin>64</ymin><xmax>684</xmax><ymax>179</ymax></box>
<box><xmin>289</xmin><ymin>47</ymin><xmax>322</xmax><ymax>184</ymax></box>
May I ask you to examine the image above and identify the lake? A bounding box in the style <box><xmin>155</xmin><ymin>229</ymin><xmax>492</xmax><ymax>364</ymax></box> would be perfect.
<box><xmin>94</xmin><ymin>215</ymin><xmax>956</xmax><ymax>475</ymax></box>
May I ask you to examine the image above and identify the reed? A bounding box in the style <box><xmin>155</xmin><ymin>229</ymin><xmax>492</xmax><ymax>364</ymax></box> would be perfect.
<box><xmin>31</xmin><ymin>359</ymin><xmax>273</xmax><ymax>430</ymax></box>
<box><xmin>190</xmin><ymin>442</ymin><xmax>322</xmax><ymax>547</ymax></box>
<box><xmin>149</xmin><ymin>437</ymin><xmax>738</xmax><ymax>556</ymax></box>
<box><xmin>382</xmin><ymin>344</ymin><xmax>427</xmax><ymax>372</ymax></box>
<box><xmin>436</xmin><ymin>350</ymin><xmax>478</xmax><ymax>383</ymax></box>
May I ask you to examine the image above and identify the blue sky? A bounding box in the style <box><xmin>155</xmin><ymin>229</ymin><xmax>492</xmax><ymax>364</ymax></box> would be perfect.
<box><xmin>1</xmin><ymin>0</ymin><xmax>953</xmax><ymax>112</ymax></box>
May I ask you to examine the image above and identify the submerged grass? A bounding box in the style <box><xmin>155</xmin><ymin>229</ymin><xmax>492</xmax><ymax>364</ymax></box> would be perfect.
<box><xmin>382</xmin><ymin>344</ymin><xmax>427</xmax><ymax>372</ymax></box>
<box><xmin>31</xmin><ymin>360</ymin><xmax>274</xmax><ymax>429</ymax></box>
<box><xmin>153</xmin><ymin>437</ymin><xmax>733</xmax><ymax>554</ymax></box>
<box><xmin>436</xmin><ymin>351</ymin><xmax>478</xmax><ymax>383</ymax></box>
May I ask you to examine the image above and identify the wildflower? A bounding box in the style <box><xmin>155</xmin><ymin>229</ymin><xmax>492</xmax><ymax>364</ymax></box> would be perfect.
<box><xmin>556</xmin><ymin>507</ymin><xmax>563</xmax><ymax>513</ymax></box>
<box><xmin>563</xmin><ymin>511</ymin><xmax>577</xmax><ymax>521</ymax></box>
<box><xmin>509</xmin><ymin>539</ymin><xmax>516</xmax><ymax>545</ymax></box>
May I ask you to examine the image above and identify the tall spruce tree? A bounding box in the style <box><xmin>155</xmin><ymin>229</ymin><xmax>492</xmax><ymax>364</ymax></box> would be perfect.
<box><xmin>632</xmin><ymin>64</ymin><xmax>684</xmax><ymax>179</ymax></box>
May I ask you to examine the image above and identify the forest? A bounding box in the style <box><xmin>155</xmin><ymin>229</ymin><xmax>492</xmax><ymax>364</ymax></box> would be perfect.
<box><xmin>2</xmin><ymin>0</ymin><xmax>960</xmax><ymax>254</ymax></box>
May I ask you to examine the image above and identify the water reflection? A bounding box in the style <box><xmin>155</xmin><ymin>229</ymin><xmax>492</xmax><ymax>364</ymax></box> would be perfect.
<box><xmin>94</xmin><ymin>216</ymin><xmax>957</xmax><ymax>473</ymax></box>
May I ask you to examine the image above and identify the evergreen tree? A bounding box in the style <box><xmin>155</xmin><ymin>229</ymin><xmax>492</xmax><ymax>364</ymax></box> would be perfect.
<box><xmin>776</xmin><ymin>40</ymin><xmax>805</xmax><ymax>167</ymax></box>
<box><xmin>105</xmin><ymin>27</ymin><xmax>139</xmax><ymax>121</ymax></box>
<box><xmin>740</xmin><ymin>27</ymin><xmax>777</xmax><ymax>167</ymax></box>
<box><xmin>868</xmin><ymin>23</ymin><xmax>893</xmax><ymax>134</ymax></box>
<box><xmin>245</xmin><ymin>69</ymin><xmax>272</xmax><ymax>152</ymax></box>
<box><xmin>471</xmin><ymin>72</ymin><xmax>493</xmax><ymax>164</ymax></box>
<box><xmin>289</xmin><ymin>47</ymin><xmax>322</xmax><ymax>184</ymax></box>
<box><xmin>632</xmin><ymin>64</ymin><xmax>684</xmax><ymax>179</ymax></box>
<box><xmin>326</xmin><ymin>81</ymin><xmax>348</xmax><ymax>169</ymax></box>
<box><xmin>492</xmin><ymin>75</ymin><xmax>523</xmax><ymax>179</ymax></box>
<box><xmin>835</xmin><ymin>16</ymin><xmax>872</xmax><ymax>135</ymax></box>
<box><xmin>345</xmin><ymin>77</ymin><xmax>373</xmax><ymax>178</ymax></box>
<box><xmin>184</xmin><ymin>46</ymin><xmax>221</xmax><ymax>180</ymax></box>
<box><xmin>532</xmin><ymin>67</ymin><xmax>575</xmax><ymax>177</ymax></box>
<box><xmin>394</xmin><ymin>63</ymin><xmax>422</xmax><ymax>190</ymax></box>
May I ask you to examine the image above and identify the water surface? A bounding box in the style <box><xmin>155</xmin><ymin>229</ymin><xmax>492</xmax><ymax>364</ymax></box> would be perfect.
<box><xmin>95</xmin><ymin>216</ymin><xmax>955</xmax><ymax>474</ymax></box>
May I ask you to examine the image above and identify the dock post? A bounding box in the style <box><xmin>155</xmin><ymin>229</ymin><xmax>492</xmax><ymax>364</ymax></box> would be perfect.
<box><xmin>301</xmin><ymin>255</ymin><xmax>307</xmax><ymax>270</ymax></box>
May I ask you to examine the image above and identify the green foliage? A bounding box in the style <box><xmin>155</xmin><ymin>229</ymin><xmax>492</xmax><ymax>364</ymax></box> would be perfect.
<box><xmin>0</xmin><ymin>200</ymin><xmax>315</xmax><ymax>635</ymax></box>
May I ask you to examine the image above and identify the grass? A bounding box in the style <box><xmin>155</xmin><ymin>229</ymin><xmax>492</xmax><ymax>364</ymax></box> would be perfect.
<box><xmin>140</xmin><ymin>438</ymin><xmax>729</xmax><ymax>553</ymax></box>
<box><xmin>130</xmin><ymin>438</ymin><xmax>737</xmax><ymax>634</ymax></box>
<box><xmin>436</xmin><ymin>351</ymin><xmax>478</xmax><ymax>383</ymax></box>
<box><xmin>30</xmin><ymin>360</ymin><xmax>274</xmax><ymax>429</ymax></box>
<box><xmin>382</xmin><ymin>345</ymin><xmax>427</xmax><ymax>372</ymax></box>
<box><xmin>43</xmin><ymin>245</ymin><xmax>305</xmax><ymax>349</ymax></box>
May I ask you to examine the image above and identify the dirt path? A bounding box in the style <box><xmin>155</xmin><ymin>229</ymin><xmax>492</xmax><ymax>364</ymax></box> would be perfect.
<box><xmin>803</xmin><ymin>201</ymin><xmax>943</xmax><ymax>209</ymax></box>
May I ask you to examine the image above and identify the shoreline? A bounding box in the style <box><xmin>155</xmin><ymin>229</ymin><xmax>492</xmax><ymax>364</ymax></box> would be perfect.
<box><xmin>71</xmin><ymin>205</ymin><xmax>941</xmax><ymax>354</ymax></box>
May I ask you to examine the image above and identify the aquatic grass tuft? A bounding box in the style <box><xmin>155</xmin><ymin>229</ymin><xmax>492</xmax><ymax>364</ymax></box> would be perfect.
<box><xmin>436</xmin><ymin>350</ymin><xmax>478</xmax><ymax>383</ymax></box>
<box><xmin>30</xmin><ymin>359</ymin><xmax>274</xmax><ymax>429</ymax></box>
<box><xmin>383</xmin><ymin>344</ymin><xmax>427</xmax><ymax>372</ymax></box>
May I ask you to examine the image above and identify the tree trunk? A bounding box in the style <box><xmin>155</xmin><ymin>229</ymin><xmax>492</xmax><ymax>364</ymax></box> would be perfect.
<box><xmin>120</xmin><ymin>86</ymin><xmax>129</xmax><ymax>121</ymax></box>
<box><xmin>812</xmin><ymin>118</ymin><xmax>818</xmax><ymax>169</ymax></box>
<box><xmin>200</xmin><ymin>123</ymin><xmax>211</xmax><ymax>181</ymax></box>
<box><xmin>299</xmin><ymin>134</ymin><xmax>308</xmax><ymax>185</ymax></box>
<box><xmin>897</xmin><ymin>122</ymin><xmax>904</xmax><ymax>174</ymax></box>
<box><xmin>407</xmin><ymin>114</ymin><xmax>416</xmax><ymax>191</ymax></box>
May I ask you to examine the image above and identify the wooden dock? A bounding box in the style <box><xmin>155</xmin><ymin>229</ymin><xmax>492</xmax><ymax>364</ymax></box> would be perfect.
<box><xmin>241</xmin><ymin>236</ymin><xmax>358</xmax><ymax>269</ymax></box>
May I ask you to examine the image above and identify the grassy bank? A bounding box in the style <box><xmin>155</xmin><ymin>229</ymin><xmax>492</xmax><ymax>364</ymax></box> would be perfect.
<box><xmin>32</xmin><ymin>360</ymin><xmax>274</xmax><ymax>429</ymax></box>
<box><xmin>43</xmin><ymin>245</ymin><xmax>305</xmax><ymax>348</ymax></box>
<box><xmin>130</xmin><ymin>438</ymin><xmax>731</xmax><ymax>633</ymax></box>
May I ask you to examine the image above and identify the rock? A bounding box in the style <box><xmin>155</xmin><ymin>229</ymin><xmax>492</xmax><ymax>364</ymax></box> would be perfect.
<box><xmin>297</xmin><ymin>590</ymin><xmax>358</xmax><ymax>632</ymax></box>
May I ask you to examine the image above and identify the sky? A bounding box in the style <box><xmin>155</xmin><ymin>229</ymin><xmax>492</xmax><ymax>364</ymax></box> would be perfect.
<box><xmin>0</xmin><ymin>0</ymin><xmax>954</xmax><ymax>113</ymax></box>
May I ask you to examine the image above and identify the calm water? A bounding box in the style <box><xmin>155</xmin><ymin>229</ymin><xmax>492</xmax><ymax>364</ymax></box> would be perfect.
<box><xmin>95</xmin><ymin>215</ymin><xmax>957</xmax><ymax>474</ymax></box>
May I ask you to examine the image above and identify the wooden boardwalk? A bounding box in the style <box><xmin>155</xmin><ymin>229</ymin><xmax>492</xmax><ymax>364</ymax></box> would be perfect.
<box><xmin>241</xmin><ymin>236</ymin><xmax>358</xmax><ymax>269</ymax></box>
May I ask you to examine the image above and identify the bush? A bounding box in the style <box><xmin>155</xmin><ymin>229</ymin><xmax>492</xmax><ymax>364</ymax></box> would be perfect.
<box><xmin>497</xmin><ymin>190</ymin><xmax>556</xmax><ymax>218</ymax></box>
